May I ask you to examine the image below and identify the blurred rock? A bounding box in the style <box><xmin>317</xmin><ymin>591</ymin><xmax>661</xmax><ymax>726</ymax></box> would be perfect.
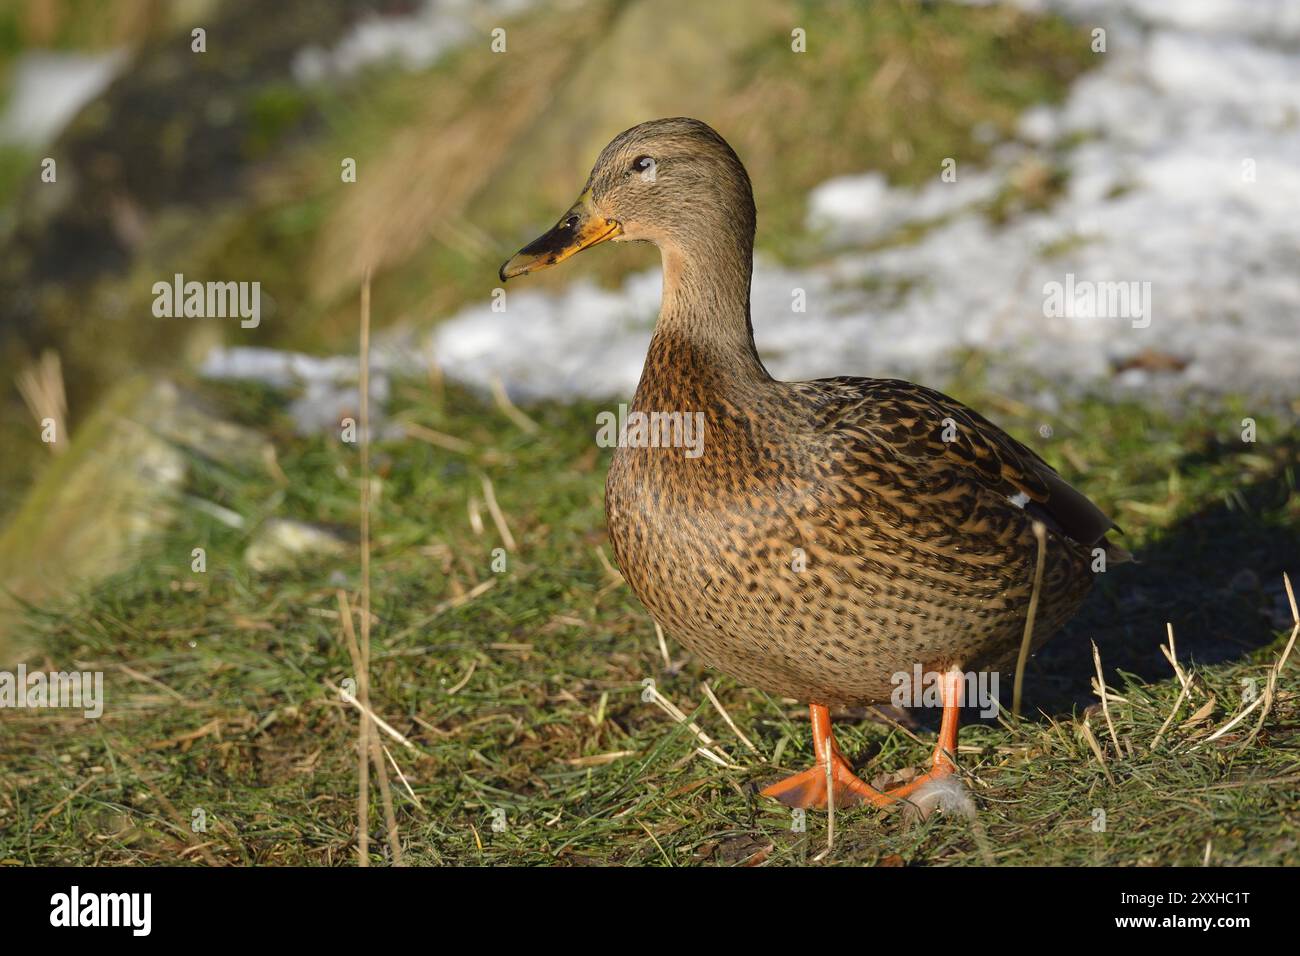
<box><xmin>244</xmin><ymin>519</ymin><xmax>348</xmax><ymax>573</ymax></box>
<box><xmin>0</xmin><ymin>377</ymin><xmax>267</xmax><ymax>662</ymax></box>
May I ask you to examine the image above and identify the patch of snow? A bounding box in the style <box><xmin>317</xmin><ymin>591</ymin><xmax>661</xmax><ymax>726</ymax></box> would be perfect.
<box><xmin>0</xmin><ymin>51</ymin><xmax>126</xmax><ymax>146</ymax></box>
<box><xmin>200</xmin><ymin>346</ymin><xmax>393</xmax><ymax>437</ymax></box>
<box><xmin>293</xmin><ymin>0</ymin><xmax>536</xmax><ymax>83</ymax></box>
<box><xmin>427</xmin><ymin>272</ymin><xmax>664</xmax><ymax>401</ymax></box>
<box><xmin>427</xmin><ymin>0</ymin><xmax>1300</xmax><ymax>407</ymax></box>
<box><xmin>808</xmin><ymin>168</ymin><xmax>1002</xmax><ymax>246</ymax></box>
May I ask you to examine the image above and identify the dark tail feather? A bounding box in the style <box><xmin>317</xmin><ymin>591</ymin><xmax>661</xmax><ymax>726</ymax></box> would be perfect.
<box><xmin>1103</xmin><ymin>536</ymin><xmax>1134</xmax><ymax>565</ymax></box>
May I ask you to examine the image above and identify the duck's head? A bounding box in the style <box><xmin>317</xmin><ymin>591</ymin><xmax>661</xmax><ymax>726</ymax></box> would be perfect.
<box><xmin>499</xmin><ymin>117</ymin><xmax>755</xmax><ymax>282</ymax></box>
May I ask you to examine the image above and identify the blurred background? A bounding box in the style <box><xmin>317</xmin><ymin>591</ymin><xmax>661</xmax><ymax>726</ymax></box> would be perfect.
<box><xmin>0</xmin><ymin>0</ymin><xmax>1100</xmax><ymax>639</ymax></box>
<box><xmin>2</xmin><ymin>0</ymin><xmax>1296</xmax><ymax>632</ymax></box>
<box><xmin>0</xmin><ymin>0</ymin><xmax>1297</xmax><ymax>865</ymax></box>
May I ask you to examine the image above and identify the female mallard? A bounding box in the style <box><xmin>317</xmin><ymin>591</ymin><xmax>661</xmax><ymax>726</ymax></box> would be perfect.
<box><xmin>500</xmin><ymin>118</ymin><xmax>1123</xmax><ymax>809</ymax></box>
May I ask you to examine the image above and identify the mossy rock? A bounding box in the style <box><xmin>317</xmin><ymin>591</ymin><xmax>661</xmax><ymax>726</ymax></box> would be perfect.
<box><xmin>0</xmin><ymin>375</ymin><xmax>266</xmax><ymax>662</ymax></box>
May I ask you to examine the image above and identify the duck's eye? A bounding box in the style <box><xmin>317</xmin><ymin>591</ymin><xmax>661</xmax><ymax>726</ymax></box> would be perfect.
<box><xmin>632</xmin><ymin>155</ymin><xmax>655</xmax><ymax>173</ymax></box>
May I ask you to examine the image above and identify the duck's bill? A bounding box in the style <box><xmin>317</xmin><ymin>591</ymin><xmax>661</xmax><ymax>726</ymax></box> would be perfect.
<box><xmin>499</xmin><ymin>196</ymin><xmax>621</xmax><ymax>281</ymax></box>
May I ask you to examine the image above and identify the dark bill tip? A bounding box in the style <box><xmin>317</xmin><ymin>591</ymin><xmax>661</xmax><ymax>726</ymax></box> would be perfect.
<box><xmin>497</xmin><ymin>200</ymin><xmax>620</xmax><ymax>284</ymax></box>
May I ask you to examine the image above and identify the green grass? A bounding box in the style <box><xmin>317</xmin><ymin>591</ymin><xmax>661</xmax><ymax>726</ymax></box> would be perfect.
<box><xmin>0</xmin><ymin>0</ymin><xmax>1293</xmax><ymax>866</ymax></box>
<box><xmin>1</xmin><ymin>372</ymin><xmax>1296</xmax><ymax>866</ymax></box>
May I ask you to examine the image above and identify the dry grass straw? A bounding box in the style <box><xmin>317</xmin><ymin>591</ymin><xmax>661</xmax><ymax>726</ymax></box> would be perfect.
<box><xmin>1091</xmin><ymin>640</ymin><xmax>1124</xmax><ymax>755</ymax></box>
<box><xmin>1011</xmin><ymin>520</ymin><xmax>1048</xmax><ymax>717</ymax></box>
<box><xmin>642</xmin><ymin>681</ymin><xmax>740</xmax><ymax>769</ymax></box>
<box><xmin>1151</xmin><ymin>670</ymin><xmax>1191</xmax><ymax>751</ymax></box>
<box><xmin>479</xmin><ymin>472</ymin><xmax>517</xmax><ymax>550</ymax></box>
<box><xmin>1241</xmin><ymin>572</ymin><xmax>1299</xmax><ymax>747</ymax></box>
<box><xmin>701</xmin><ymin>680</ymin><xmax>764</xmax><ymax>759</ymax></box>
<box><xmin>1197</xmin><ymin>574</ymin><xmax>1296</xmax><ymax>748</ymax></box>
<box><xmin>336</xmin><ymin>592</ymin><xmax>402</xmax><ymax>864</ymax></box>
<box><xmin>15</xmin><ymin>350</ymin><xmax>68</xmax><ymax>454</ymax></box>
<box><xmin>1077</xmin><ymin>717</ymin><xmax>1115</xmax><ymax>786</ymax></box>
<box><xmin>388</xmin><ymin>578</ymin><xmax>495</xmax><ymax>644</ymax></box>
<box><xmin>327</xmin><ymin>669</ymin><xmax>416</xmax><ymax>753</ymax></box>
<box><xmin>343</xmin><ymin>271</ymin><xmax>403</xmax><ymax>865</ymax></box>
<box><xmin>384</xmin><ymin>744</ymin><xmax>423</xmax><ymax>809</ymax></box>
<box><xmin>490</xmin><ymin>374</ymin><xmax>540</xmax><ymax>435</ymax></box>
<box><xmin>654</xmin><ymin>621</ymin><xmax>671</xmax><ymax>669</ymax></box>
<box><xmin>405</xmin><ymin>421</ymin><xmax>474</xmax><ymax>455</ymax></box>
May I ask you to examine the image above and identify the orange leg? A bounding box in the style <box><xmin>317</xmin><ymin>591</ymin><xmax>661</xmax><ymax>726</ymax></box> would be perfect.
<box><xmin>761</xmin><ymin>703</ymin><xmax>891</xmax><ymax>808</ymax></box>
<box><xmin>761</xmin><ymin>668</ymin><xmax>964</xmax><ymax>810</ymax></box>
<box><xmin>876</xmin><ymin>667</ymin><xmax>962</xmax><ymax>801</ymax></box>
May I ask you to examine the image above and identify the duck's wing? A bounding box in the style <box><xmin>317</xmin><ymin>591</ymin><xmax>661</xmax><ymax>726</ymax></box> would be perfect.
<box><xmin>792</xmin><ymin>376</ymin><xmax>1125</xmax><ymax>554</ymax></box>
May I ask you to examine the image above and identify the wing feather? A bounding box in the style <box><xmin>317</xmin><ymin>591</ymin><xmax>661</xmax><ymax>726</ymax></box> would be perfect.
<box><xmin>795</xmin><ymin>377</ymin><xmax>1120</xmax><ymax>549</ymax></box>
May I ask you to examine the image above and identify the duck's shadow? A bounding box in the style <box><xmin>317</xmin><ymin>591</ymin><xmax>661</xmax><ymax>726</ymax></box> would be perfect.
<box><xmin>1021</xmin><ymin>444</ymin><xmax>1298</xmax><ymax>718</ymax></box>
<box><xmin>891</xmin><ymin>443</ymin><xmax>1298</xmax><ymax>731</ymax></box>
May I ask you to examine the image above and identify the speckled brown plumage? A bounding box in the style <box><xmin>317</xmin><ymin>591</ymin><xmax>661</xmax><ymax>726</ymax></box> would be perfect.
<box><xmin>503</xmin><ymin>117</ymin><xmax>1123</xmax><ymax>805</ymax></box>
<box><xmin>606</xmin><ymin>344</ymin><xmax>1102</xmax><ymax>706</ymax></box>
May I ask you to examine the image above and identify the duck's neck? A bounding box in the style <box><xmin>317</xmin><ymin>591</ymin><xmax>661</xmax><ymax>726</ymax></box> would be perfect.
<box><xmin>638</xmin><ymin>237</ymin><xmax>769</xmax><ymax>406</ymax></box>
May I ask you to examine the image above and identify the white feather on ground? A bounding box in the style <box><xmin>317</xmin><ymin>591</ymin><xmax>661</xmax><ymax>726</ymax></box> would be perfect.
<box><xmin>902</xmin><ymin>775</ymin><xmax>978</xmax><ymax>823</ymax></box>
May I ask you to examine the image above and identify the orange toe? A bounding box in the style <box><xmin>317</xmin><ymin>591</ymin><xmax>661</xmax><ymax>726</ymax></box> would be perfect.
<box><xmin>764</xmin><ymin>671</ymin><xmax>967</xmax><ymax>813</ymax></box>
<box><xmin>761</xmin><ymin>751</ymin><xmax>891</xmax><ymax>809</ymax></box>
<box><xmin>762</xmin><ymin>703</ymin><xmax>891</xmax><ymax>809</ymax></box>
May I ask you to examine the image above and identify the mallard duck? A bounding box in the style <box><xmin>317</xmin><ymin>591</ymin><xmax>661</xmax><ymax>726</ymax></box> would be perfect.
<box><xmin>500</xmin><ymin>118</ymin><xmax>1124</xmax><ymax>809</ymax></box>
